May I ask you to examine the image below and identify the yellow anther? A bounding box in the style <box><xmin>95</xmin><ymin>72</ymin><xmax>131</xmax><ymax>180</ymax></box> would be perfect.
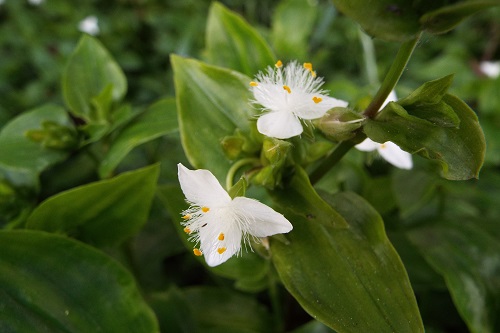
<box><xmin>312</xmin><ymin>96</ymin><xmax>322</xmax><ymax>104</ymax></box>
<box><xmin>217</xmin><ymin>247</ymin><xmax>227</xmax><ymax>254</ymax></box>
<box><xmin>275</xmin><ymin>60</ymin><xmax>283</xmax><ymax>68</ymax></box>
<box><xmin>249</xmin><ymin>81</ymin><xmax>258</xmax><ymax>87</ymax></box>
<box><xmin>183</xmin><ymin>227</ymin><xmax>191</xmax><ymax>234</ymax></box>
<box><xmin>193</xmin><ymin>248</ymin><xmax>203</xmax><ymax>256</ymax></box>
<box><xmin>311</xmin><ymin>70</ymin><xmax>317</xmax><ymax>78</ymax></box>
<box><xmin>303</xmin><ymin>62</ymin><xmax>313</xmax><ymax>71</ymax></box>
<box><xmin>218</xmin><ymin>233</ymin><xmax>225</xmax><ymax>241</ymax></box>
<box><xmin>201</xmin><ymin>206</ymin><xmax>210</xmax><ymax>213</ymax></box>
<box><xmin>380</xmin><ymin>143</ymin><xmax>387</xmax><ymax>149</ymax></box>
<box><xmin>283</xmin><ymin>85</ymin><xmax>291</xmax><ymax>94</ymax></box>
<box><xmin>182</xmin><ymin>214</ymin><xmax>191</xmax><ymax>220</ymax></box>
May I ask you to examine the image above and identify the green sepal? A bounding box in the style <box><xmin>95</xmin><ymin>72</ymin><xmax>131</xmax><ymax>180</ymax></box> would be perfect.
<box><xmin>316</xmin><ymin>107</ymin><xmax>365</xmax><ymax>141</ymax></box>
<box><xmin>228</xmin><ymin>177</ymin><xmax>247</xmax><ymax>199</ymax></box>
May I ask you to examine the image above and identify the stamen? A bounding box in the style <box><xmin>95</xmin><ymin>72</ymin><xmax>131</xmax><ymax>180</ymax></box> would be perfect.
<box><xmin>217</xmin><ymin>247</ymin><xmax>227</xmax><ymax>254</ymax></box>
<box><xmin>312</xmin><ymin>96</ymin><xmax>322</xmax><ymax>104</ymax></box>
<box><xmin>303</xmin><ymin>62</ymin><xmax>313</xmax><ymax>71</ymax></box>
<box><xmin>311</xmin><ymin>71</ymin><xmax>317</xmax><ymax>78</ymax></box>
<box><xmin>249</xmin><ymin>81</ymin><xmax>258</xmax><ymax>87</ymax></box>
<box><xmin>275</xmin><ymin>60</ymin><xmax>283</xmax><ymax>68</ymax></box>
<box><xmin>193</xmin><ymin>248</ymin><xmax>203</xmax><ymax>256</ymax></box>
<box><xmin>218</xmin><ymin>233</ymin><xmax>225</xmax><ymax>241</ymax></box>
<box><xmin>283</xmin><ymin>85</ymin><xmax>291</xmax><ymax>94</ymax></box>
<box><xmin>182</xmin><ymin>214</ymin><xmax>191</xmax><ymax>220</ymax></box>
<box><xmin>201</xmin><ymin>206</ymin><xmax>210</xmax><ymax>213</ymax></box>
<box><xmin>183</xmin><ymin>227</ymin><xmax>191</xmax><ymax>234</ymax></box>
<box><xmin>380</xmin><ymin>143</ymin><xmax>387</xmax><ymax>149</ymax></box>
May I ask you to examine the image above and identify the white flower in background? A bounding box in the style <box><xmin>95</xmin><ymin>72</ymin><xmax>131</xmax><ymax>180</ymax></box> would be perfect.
<box><xmin>177</xmin><ymin>163</ymin><xmax>293</xmax><ymax>267</ymax></box>
<box><xmin>356</xmin><ymin>91</ymin><xmax>413</xmax><ymax>169</ymax></box>
<box><xmin>479</xmin><ymin>61</ymin><xmax>500</xmax><ymax>79</ymax></box>
<box><xmin>78</xmin><ymin>16</ymin><xmax>100</xmax><ymax>36</ymax></box>
<box><xmin>250</xmin><ymin>60</ymin><xmax>348</xmax><ymax>139</ymax></box>
<box><xmin>27</xmin><ymin>0</ymin><xmax>44</xmax><ymax>5</ymax></box>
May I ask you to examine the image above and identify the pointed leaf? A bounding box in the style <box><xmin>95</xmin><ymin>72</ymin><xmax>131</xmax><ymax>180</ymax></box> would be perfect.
<box><xmin>0</xmin><ymin>230</ymin><xmax>158</xmax><ymax>332</ymax></box>
<box><xmin>171</xmin><ymin>55</ymin><xmax>255</xmax><ymax>180</ymax></box>
<box><xmin>270</xmin><ymin>168</ymin><xmax>423</xmax><ymax>333</ymax></box>
<box><xmin>408</xmin><ymin>220</ymin><xmax>500</xmax><ymax>333</ymax></box>
<box><xmin>62</xmin><ymin>35</ymin><xmax>127</xmax><ymax>123</ymax></box>
<box><xmin>205</xmin><ymin>2</ymin><xmax>275</xmax><ymax>76</ymax></box>
<box><xmin>26</xmin><ymin>164</ymin><xmax>159</xmax><ymax>246</ymax></box>
<box><xmin>99</xmin><ymin>98</ymin><xmax>178</xmax><ymax>178</ymax></box>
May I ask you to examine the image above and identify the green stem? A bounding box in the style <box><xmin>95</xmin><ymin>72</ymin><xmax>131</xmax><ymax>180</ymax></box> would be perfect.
<box><xmin>225</xmin><ymin>157</ymin><xmax>260</xmax><ymax>190</ymax></box>
<box><xmin>359</xmin><ymin>28</ymin><xmax>379</xmax><ymax>86</ymax></box>
<box><xmin>363</xmin><ymin>32</ymin><xmax>422</xmax><ymax>119</ymax></box>
<box><xmin>309</xmin><ymin>139</ymin><xmax>358</xmax><ymax>185</ymax></box>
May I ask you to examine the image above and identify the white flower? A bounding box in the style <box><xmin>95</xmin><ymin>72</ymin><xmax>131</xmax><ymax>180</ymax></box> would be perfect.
<box><xmin>177</xmin><ymin>163</ymin><xmax>293</xmax><ymax>267</ymax></box>
<box><xmin>78</xmin><ymin>16</ymin><xmax>100</xmax><ymax>36</ymax></box>
<box><xmin>250</xmin><ymin>60</ymin><xmax>348</xmax><ymax>139</ymax></box>
<box><xmin>479</xmin><ymin>61</ymin><xmax>500</xmax><ymax>79</ymax></box>
<box><xmin>356</xmin><ymin>91</ymin><xmax>413</xmax><ymax>169</ymax></box>
<box><xmin>27</xmin><ymin>0</ymin><xmax>44</xmax><ymax>5</ymax></box>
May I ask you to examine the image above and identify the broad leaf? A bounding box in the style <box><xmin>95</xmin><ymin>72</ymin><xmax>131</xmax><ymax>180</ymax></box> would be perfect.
<box><xmin>171</xmin><ymin>55</ymin><xmax>255</xmax><ymax>180</ymax></box>
<box><xmin>99</xmin><ymin>98</ymin><xmax>178</xmax><ymax>178</ymax></box>
<box><xmin>205</xmin><ymin>2</ymin><xmax>275</xmax><ymax>77</ymax></box>
<box><xmin>26</xmin><ymin>164</ymin><xmax>159</xmax><ymax>246</ymax></box>
<box><xmin>0</xmin><ymin>104</ymin><xmax>73</xmax><ymax>183</ymax></box>
<box><xmin>149</xmin><ymin>286</ymin><xmax>198</xmax><ymax>333</ymax></box>
<box><xmin>408</xmin><ymin>220</ymin><xmax>500</xmax><ymax>333</ymax></box>
<box><xmin>270</xmin><ymin>168</ymin><xmax>423</xmax><ymax>333</ymax></box>
<box><xmin>0</xmin><ymin>230</ymin><xmax>158</xmax><ymax>333</ymax></box>
<box><xmin>62</xmin><ymin>35</ymin><xmax>127</xmax><ymax>123</ymax></box>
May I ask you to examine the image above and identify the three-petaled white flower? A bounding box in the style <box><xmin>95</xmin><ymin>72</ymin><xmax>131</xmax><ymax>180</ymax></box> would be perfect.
<box><xmin>178</xmin><ymin>163</ymin><xmax>293</xmax><ymax>267</ymax></box>
<box><xmin>355</xmin><ymin>91</ymin><xmax>413</xmax><ymax>170</ymax></box>
<box><xmin>250</xmin><ymin>60</ymin><xmax>348</xmax><ymax>139</ymax></box>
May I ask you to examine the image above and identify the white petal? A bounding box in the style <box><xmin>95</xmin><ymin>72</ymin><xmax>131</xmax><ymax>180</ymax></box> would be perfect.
<box><xmin>380</xmin><ymin>90</ymin><xmax>398</xmax><ymax>110</ymax></box>
<box><xmin>257</xmin><ymin>111</ymin><xmax>303</xmax><ymax>139</ymax></box>
<box><xmin>479</xmin><ymin>61</ymin><xmax>500</xmax><ymax>78</ymax></box>
<box><xmin>198</xmin><ymin>211</ymin><xmax>243</xmax><ymax>267</ymax></box>
<box><xmin>177</xmin><ymin>163</ymin><xmax>231</xmax><ymax>206</ymax></box>
<box><xmin>378</xmin><ymin>142</ymin><xmax>413</xmax><ymax>169</ymax></box>
<box><xmin>294</xmin><ymin>95</ymin><xmax>349</xmax><ymax>120</ymax></box>
<box><xmin>231</xmin><ymin>197</ymin><xmax>292</xmax><ymax>237</ymax></box>
<box><xmin>355</xmin><ymin>138</ymin><xmax>379</xmax><ymax>152</ymax></box>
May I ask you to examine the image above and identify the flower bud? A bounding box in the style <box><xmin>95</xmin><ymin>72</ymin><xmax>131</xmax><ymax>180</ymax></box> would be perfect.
<box><xmin>316</xmin><ymin>107</ymin><xmax>365</xmax><ymax>141</ymax></box>
<box><xmin>25</xmin><ymin>121</ymin><xmax>79</xmax><ymax>150</ymax></box>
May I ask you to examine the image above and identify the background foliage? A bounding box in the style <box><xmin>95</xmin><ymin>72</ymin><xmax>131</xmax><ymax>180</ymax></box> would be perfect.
<box><xmin>1</xmin><ymin>0</ymin><xmax>499</xmax><ymax>332</ymax></box>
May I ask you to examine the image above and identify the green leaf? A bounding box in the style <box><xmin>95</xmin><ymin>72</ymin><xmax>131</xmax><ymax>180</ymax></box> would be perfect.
<box><xmin>99</xmin><ymin>98</ymin><xmax>178</xmax><ymax>178</ymax></box>
<box><xmin>62</xmin><ymin>35</ymin><xmax>127</xmax><ymax>123</ymax></box>
<box><xmin>26</xmin><ymin>164</ymin><xmax>159</xmax><ymax>246</ymax></box>
<box><xmin>149</xmin><ymin>286</ymin><xmax>198</xmax><ymax>333</ymax></box>
<box><xmin>270</xmin><ymin>168</ymin><xmax>423</xmax><ymax>333</ymax></box>
<box><xmin>228</xmin><ymin>176</ymin><xmax>247</xmax><ymax>199</ymax></box>
<box><xmin>408</xmin><ymin>220</ymin><xmax>500</xmax><ymax>333</ymax></box>
<box><xmin>271</xmin><ymin>0</ymin><xmax>318</xmax><ymax>60</ymax></box>
<box><xmin>0</xmin><ymin>230</ymin><xmax>158</xmax><ymax>332</ymax></box>
<box><xmin>421</xmin><ymin>1</ymin><xmax>500</xmax><ymax>34</ymax></box>
<box><xmin>365</xmin><ymin>94</ymin><xmax>485</xmax><ymax>180</ymax></box>
<box><xmin>0</xmin><ymin>104</ymin><xmax>73</xmax><ymax>182</ymax></box>
<box><xmin>205</xmin><ymin>2</ymin><xmax>275</xmax><ymax>77</ymax></box>
<box><xmin>171</xmin><ymin>55</ymin><xmax>255</xmax><ymax>180</ymax></box>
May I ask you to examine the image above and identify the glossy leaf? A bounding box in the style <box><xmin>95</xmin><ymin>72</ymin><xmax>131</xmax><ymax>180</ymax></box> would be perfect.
<box><xmin>408</xmin><ymin>220</ymin><xmax>500</xmax><ymax>333</ymax></box>
<box><xmin>205</xmin><ymin>2</ymin><xmax>275</xmax><ymax>77</ymax></box>
<box><xmin>62</xmin><ymin>35</ymin><xmax>127</xmax><ymax>123</ymax></box>
<box><xmin>0</xmin><ymin>104</ymin><xmax>73</xmax><ymax>179</ymax></box>
<box><xmin>365</xmin><ymin>93</ymin><xmax>485</xmax><ymax>180</ymax></box>
<box><xmin>270</xmin><ymin>168</ymin><xmax>423</xmax><ymax>333</ymax></box>
<box><xmin>99</xmin><ymin>98</ymin><xmax>178</xmax><ymax>178</ymax></box>
<box><xmin>171</xmin><ymin>55</ymin><xmax>255</xmax><ymax>180</ymax></box>
<box><xmin>26</xmin><ymin>164</ymin><xmax>159</xmax><ymax>246</ymax></box>
<box><xmin>0</xmin><ymin>230</ymin><xmax>158</xmax><ymax>333</ymax></box>
<box><xmin>149</xmin><ymin>287</ymin><xmax>198</xmax><ymax>333</ymax></box>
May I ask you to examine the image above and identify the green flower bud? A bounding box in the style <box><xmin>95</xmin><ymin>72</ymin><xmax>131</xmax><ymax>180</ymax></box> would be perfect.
<box><xmin>25</xmin><ymin>121</ymin><xmax>79</xmax><ymax>150</ymax></box>
<box><xmin>316</xmin><ymin>107</ymin><xmax>365</xmax><ymax>142</ymax></box>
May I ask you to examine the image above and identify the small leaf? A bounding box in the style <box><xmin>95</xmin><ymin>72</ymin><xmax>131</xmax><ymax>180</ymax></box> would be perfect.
<box><xmin>205</xmin><ymin>2</ymin><xmax>275</xmax><ymax>76</ymax></box>
<box><xmin>62</xmin><ymin>35</ymin><xmax>127</xmax><ymax>123</ymax></box>
<box><xmin>0</xmin><ymin>104</ymin><xmax>73</xmax><ymax>182</ymax></box>
<box><xmin>0</xmin><ymin>230</ymin><xmax>158</xmax><ymax>332</ymax></box>
<box><xmin>421</xmin><ymin>1</ymin><xmax>500</xmax><ymax>34</ymax></box>
<box><xmin>408</xmin><ymin>220</ymin><xmax>500</xmax><ymax>333</ymax></box>
<box><xmin>99</xmin><ymin>98</ymin><xmax>178</xmax><ymax>178</ymax></box>
<box><xmin>26</xmin><ymin>164</ymin><xmax>160</xmax><ymax>246</ymax></box>
<box><xmin>171</xmin><ymin>55</ymin><xmax>255</xmax><ymax>180</ymax></box>
<box><xmin>149</xmin><ymin>287</ymin><xmax>198</xmax><ymax>333</ymax></box>
<box><xmin>228</xmin><ymin>177</ymin><xmax>247</xmax><ymax>199</ymax></box>
<box><xmin>270</xmin><ymin>168</ymin><xmax>423</xmax><ymax>332</ymax></box>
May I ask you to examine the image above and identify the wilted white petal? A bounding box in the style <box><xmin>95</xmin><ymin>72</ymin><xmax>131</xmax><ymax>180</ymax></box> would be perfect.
<box><xmin>378</xmin><ymin>141</ymin><xmax>413</xmax><ymax>170</ymax></box>
<box><xmin>257</xmin><ymin>110</ymin><xmax>303</xmax><ymax>139</ymax></box>
<box><xmin>78</xmin><ymin>16</ymin><xmax>100</xmax><ymax>36</ymax></box>
<box><xmin>380</xmin><ymin>90</ymin><xmax>398</xmax><ymax>109</ymax></box>
<box><xmin>232</xmin><ymin>197</ymin><xmax>293</xmax><ymax>237</ymax></box>
<box><xmin>178</xmin><ymin>163</ymin><xmax>231</xmax><ymax>206</ymax></box>
<box><xmin>479</xmin><ymin>61</ymin><xmax>500</xmax><ymax>79</ymax></box>
<box><xmin>355</xmin><ymin>138</ymin><xmax>379</xmax><ymax>152</ymax></box>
